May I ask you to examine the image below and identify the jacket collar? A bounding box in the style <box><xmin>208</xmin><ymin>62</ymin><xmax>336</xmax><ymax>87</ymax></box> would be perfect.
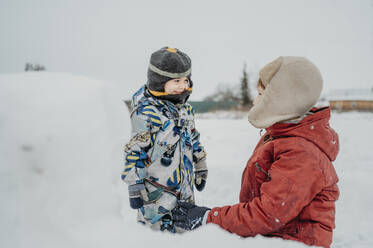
<box><xmin>265</xmin><ymin>107</ymin><xmax>339</xmax><ymax>161</ymax></box>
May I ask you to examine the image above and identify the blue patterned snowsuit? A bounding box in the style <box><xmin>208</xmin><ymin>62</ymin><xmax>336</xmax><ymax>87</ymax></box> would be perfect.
<box><xmin>122</xmin><ymin>86</ymin><xmax>207</xmax><ymax>231</ymax></box>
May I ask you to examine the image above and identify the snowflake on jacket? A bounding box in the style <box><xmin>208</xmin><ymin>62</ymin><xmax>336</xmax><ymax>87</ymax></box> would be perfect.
<box><xmin>121</xmin><ymin>86</ymin><xmax>207</xmax><ymax>231</ymax></box>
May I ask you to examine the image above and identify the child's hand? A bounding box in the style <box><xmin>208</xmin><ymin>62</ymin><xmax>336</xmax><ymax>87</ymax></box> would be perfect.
<box><xmin>128</xmin><ymin>183</ymin><xmax>148</xmax><ymax>209</ymax></box>
<box><xmin>194</xmin><ymin>160</ymin><xmax>208</xmax><ymax>191</ymax></box>
<box><xmin>172</xmin><ymin>201</ymin><xmax>210</xmax><ymax>230</ymax></box>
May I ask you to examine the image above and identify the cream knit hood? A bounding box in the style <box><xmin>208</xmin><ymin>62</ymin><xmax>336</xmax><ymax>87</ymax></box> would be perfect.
<box><xmin>248</xmin><ymin>56</ymin><xmax>323</xmax><ymax>128</ymax></box>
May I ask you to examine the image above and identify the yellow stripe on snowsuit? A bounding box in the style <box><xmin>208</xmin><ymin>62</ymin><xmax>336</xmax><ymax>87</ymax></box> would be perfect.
<box><xmin>170</xmin><ymin>166</ymin><xmax>180</xmax><ymax>183</ymax></box>
<box><xmin>126</xmin><ymin>155</ymin><xmax>139</xmax><ymax>160</ymax></box>
<box><xmin>150</xmin><ymin>133</ymin><xmax>156</xmax><ymax>147</ymax></box>
<box><xmin>122</xmin><ymin>162</ymin><xmax>136</xmax><ymax>178</ymax></box>
<box><xmin>182</xmin><ymin>168</ymin><xmax>186</xmax><ymax>184</ymax></box>
<box><xmin>142</xmin><ymin>106</ymin><xmax>156</xmax><ymax>111</ymax></box>
<box><xmin>176</xmin><ymin>166</ymin><xmax>181</xmax><ymax>183</ymax></box>
<box><xmin>141</xmin><ymin>111</ymin><xmax>158</xmax><ymax>116</ymax></box>
<box><xmin>140</xmin><ymin>111</ymin><xmax>160</xmax><ymax>119</ymax></box>
<box><xmin>142</xmin><ymin>106</ymin><xmax>158</xmax><ymax>115</ymax></box>
<box><xmin>167</xmin><ymin>166</ymin><xmax>182</xmax><ymax>188</ymax></box>
<box><xmin>125</xmin><ymin>163</ymin><xmax>135</xmax><ymax>170</ymax></box>
<box><xmin>139</xmin><ymin>107</ymin><xmax>162</xmax><ymax>127</ymax></box>
<box><xmin>186</xmin><ymin>105</ymin><xmax>194</xmax><ymax>115</ymax></box>
<box><xmin>149</xmin><ymin>117</ymin><xmax>162</xmax><ymax>125</ymax></box>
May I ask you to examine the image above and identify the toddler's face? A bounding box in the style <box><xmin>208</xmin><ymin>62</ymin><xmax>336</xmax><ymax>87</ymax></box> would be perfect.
<box><xmin>164</xmin><ymin>77</ymin><xmax>190</xmax><ymax>94</ymax></box>
<box><xmin>253</xmin><ymin>85</ymin><xmax>265</xmax><ymax>106</ymax></box>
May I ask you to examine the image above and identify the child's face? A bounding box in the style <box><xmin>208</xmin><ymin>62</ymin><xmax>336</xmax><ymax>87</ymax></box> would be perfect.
<box><xmin>253</xmin><ymin>85</ymin><xmax>264</xmax><ymax>106</ymax></box>
<box><xmin>164</xmin><ymin>77</ymin><xmax>190</xmax><ymax>94</ymax></box>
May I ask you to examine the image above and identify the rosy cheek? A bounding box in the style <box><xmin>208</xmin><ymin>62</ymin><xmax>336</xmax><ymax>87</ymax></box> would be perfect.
<box><xmin>165</xmin><ymin>84</ymin><xmax>175</xmax><ymax>93</ymax></box>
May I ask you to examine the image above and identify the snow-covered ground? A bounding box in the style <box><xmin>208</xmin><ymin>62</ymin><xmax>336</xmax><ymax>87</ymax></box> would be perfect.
<box><xmin>0</xmin><ymin>73</ymin><xmax>372</xmax><ymax>248</ymax></box>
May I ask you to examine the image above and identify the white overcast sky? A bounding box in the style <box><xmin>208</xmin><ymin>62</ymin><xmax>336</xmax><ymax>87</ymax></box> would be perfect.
<box><xmin>1</xmin><ymin>0</ymin><xmax>372</xmax><ymax>100</ymax></box>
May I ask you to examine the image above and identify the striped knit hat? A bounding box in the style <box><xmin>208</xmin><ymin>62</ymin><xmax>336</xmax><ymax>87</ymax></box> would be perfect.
<box><xmin>147</xmin><ymin>47</ymin><xmax>193</xmax><ymax>104</ymax></box>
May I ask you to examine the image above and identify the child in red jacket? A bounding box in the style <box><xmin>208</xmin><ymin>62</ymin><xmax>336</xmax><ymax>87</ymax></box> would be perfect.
<box><xmin>172</xmin><ymin>57</ymin><xmax>339</xmax><ymax>248</ymax></box>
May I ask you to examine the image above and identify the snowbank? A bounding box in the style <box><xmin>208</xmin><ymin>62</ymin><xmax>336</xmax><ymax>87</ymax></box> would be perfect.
<box><xmin>1</xmin><ymin>73</ymin><xmax>371</xmax><ymax>248</ymax></box>
<box><xmin>0</xmin><ymin>72</ymin><xmax>130</xmax><ymax>247</ymax></box>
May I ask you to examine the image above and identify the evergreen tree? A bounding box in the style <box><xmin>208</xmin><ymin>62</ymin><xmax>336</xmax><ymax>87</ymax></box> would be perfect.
<box><xmin>240</xmin><ymin>63</ymin><xmax>252</xmax><ymax>106</ymax></box>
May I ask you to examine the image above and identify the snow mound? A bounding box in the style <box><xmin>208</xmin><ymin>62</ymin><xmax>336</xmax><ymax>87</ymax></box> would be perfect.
<box><xmin>6</xmin><ymin>72</ymin><xmax>368</xmax><ymax>247</ymax></box>
<box><xmin>0</xmin><ymin>72</ymin><xmax>130</xmax><ymax>248</ymax></box>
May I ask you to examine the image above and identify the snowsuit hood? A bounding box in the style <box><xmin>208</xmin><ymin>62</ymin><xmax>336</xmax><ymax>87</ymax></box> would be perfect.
<box><xmin>130</xmin><ymin>85</ymin><xmax>164</xmax><ymax>114</ymax></box>
<box><xmin>248</xmin><ymin>56</ymin><xmax>323</xmax><ymax>128</ymax></box>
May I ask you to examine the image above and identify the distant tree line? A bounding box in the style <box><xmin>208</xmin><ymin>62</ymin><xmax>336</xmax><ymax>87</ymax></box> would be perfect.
<box><xmin>25</xmin><ymin>63</ymin><xmax>46</xmax><ymax>71</ymax></box>
<box><xmin>203</xmin><ymin>63</ymin><xmax>253</xmax><ymax>109</ymax></box>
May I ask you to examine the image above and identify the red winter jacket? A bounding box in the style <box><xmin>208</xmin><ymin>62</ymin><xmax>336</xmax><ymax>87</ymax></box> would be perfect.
<box><xmin>207</xmin><ymin>107</ymin><xmax>339</xmax><ymax>248</ymax></box>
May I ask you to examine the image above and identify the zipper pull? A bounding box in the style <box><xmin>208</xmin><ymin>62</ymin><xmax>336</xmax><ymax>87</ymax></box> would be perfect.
<box><xmin>255</xmin><ymin>163</ymin><xmax>271</xmax><ymax>180</ymax></box>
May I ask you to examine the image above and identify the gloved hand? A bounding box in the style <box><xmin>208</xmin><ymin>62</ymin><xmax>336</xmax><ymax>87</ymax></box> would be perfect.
<box><xmin>128</xmin><ymin>183</ymin><xmax>148</xmax><ymax>209</ymax></box>
<box><xmin>194</xmin><ymin>160</ymin><xmax>208</xmax><ymax>191</ymax></box>
<box><xmin>171</xmin><ymin>201</ymin><xmax>210</xmax><ymax>230</ymax></box>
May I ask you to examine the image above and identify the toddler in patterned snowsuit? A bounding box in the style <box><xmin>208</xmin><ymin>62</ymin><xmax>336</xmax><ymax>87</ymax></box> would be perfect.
<box><xmin>121</xmin><ymin>47</ymin><xmax>207</xmax><ymax>232</ymax></box>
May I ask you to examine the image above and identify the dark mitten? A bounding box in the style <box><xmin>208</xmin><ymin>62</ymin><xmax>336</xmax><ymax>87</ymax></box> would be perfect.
<box><xmin>194</xmin><ymin>159</ymin><xmax>208</xmax><ymax>191</ymax></box>
<box><xmin>128</xmin><ymin>184</ymin><xmax>146</xmax><ymax>209</ymax></box>
<box><xmin>171</xmin><ymin>201</ymin><xmax>210</xmax><ymax>230</ymax></box>
<box><xmin>194</xmin><ymin>170</ymin><xmax>208</xmax><ymax>191</ymax></box>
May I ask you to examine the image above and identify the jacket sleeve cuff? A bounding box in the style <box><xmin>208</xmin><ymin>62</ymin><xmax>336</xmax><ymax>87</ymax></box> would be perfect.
<box><xmin>206</xmin><ymin>207</ymin><xmax>221</xmax><ymax>224</ymax></box>
<box><xmin>202</xmin><ymin>210</ymin><xmax>210</xmax><ymax>224</ymax></box>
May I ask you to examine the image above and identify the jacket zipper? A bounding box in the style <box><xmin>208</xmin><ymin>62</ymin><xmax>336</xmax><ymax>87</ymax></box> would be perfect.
<box><xmin>255</xmin><ymin>163</ymin><xmax>271</xmax><ymax>180</ymax></box>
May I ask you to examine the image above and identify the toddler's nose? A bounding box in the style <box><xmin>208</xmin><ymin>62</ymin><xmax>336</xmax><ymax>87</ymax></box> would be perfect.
<box><xmin>179</xmin><ymin>83</ymin><xmax>187</xmax><ymax>91</ymax></box>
